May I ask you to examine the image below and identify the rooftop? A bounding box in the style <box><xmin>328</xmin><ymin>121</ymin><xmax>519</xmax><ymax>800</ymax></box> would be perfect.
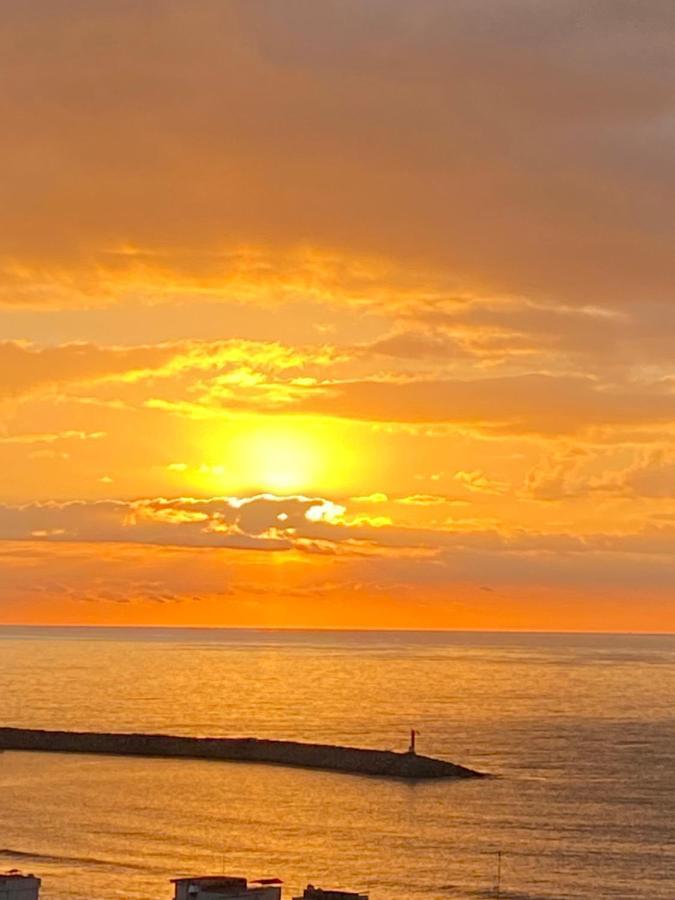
<box><xmin>0</xmin><ymin>871</ymin><xmax>40</xmax><ymax>882</ymax></box>
<box><xmin>293</xmin><ymin>888</ymin><xmax>368</xmax><ymax>900</ymax></box>
<box><xmin>172</xmin><ymin>877</ymin><xmax>248</xmax><ymax>889</ymax></box>
<box><xmin>171</xmin><ymin>875</ymin><xmax>282</xmax><ymax>896</ymax></box>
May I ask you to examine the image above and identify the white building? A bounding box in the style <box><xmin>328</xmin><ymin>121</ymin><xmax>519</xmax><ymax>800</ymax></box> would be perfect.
<box><xmin>0</xmin><ymin>872</ymin><xmax>41</xmax><ymax>900</ymax></box>
<box><xmin>172</xmin><ymin>875</ymin><xmax>282</xmax><ymax>900</ymax></box>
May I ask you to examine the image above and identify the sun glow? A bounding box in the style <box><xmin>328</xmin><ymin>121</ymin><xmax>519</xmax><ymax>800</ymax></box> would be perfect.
<box><xmin>195</xmin><ymin>418</ymin><xmax>354</xmax><ymax>494</ymax></box>
<box><xmin>239</xmin><ymin>426</ymin><xmax>319</xmax><ymax>492</ymax></box>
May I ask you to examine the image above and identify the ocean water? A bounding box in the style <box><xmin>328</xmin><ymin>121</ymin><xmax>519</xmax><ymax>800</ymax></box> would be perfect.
<box><xmin>1</xmin><ymin>627</ymin><xmax>674</xmax><ymax>900</ymax></box>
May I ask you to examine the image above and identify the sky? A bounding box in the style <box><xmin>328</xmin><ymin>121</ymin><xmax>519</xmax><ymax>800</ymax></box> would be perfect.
<box><xmin>1</xmin><ymin>0</ymin><xmax>675</xmax><ymax>630</ymax></box>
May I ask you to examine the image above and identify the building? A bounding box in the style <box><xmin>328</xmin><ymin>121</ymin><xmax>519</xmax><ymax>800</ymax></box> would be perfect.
<box><xmin>171</xmin><ymin>875</ymin><xmax>282</xmax><ymax>900</ymax></box>
<box><xmin>0</xmin><ymin>872</ymin><xmax>41</xmax><ymax>900</ymax></box>
<box><xmin>293</xmin><ymin>888</ymin><xmax>368</xmax><ymax>900</ymax></box>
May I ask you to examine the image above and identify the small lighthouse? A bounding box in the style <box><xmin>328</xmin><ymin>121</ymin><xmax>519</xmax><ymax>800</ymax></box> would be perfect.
<box><xmin>407</xmin><ymin>728</ymin><xmax>418</xmax><ymax>754</ymax></box>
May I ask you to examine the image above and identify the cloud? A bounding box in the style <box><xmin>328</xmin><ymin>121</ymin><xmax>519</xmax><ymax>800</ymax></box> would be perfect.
<box><xmin>289</xmin><ymin>373</ymin><xmax>675</xmax><ymax>434</ymax></box>
<box><xmin>0</xmin><ymin>338</ymin><xmax>340</xmax><ymax>402</ymax></box>
<box><xmin>1</xmin><ymin>1</ymin><xmax>675</xmax><ymax>314</ymax></box>
<box><xmin>525</xmin><ymin>445</ymin><xmax>592</xmax><ymax>500</ymax></box>
<box><xmin>4</xmin><ymin>337</ymin><xmax>674</xmax><ymax>462</ymax></box>
<box><xmin>386</xmin><ymin>298</ymin><xmax>675</xmax><ymax>376</ymax></box>
<box><xmin>0</xmin><ymin>494</ymin><xmax>348</xmax><ymax>551</ymax></box>
<box><xmin>525</xmin><ymin>444</ymin><xmax>675</xmax><ymax>501</ymax></box>
<box><xmin>4</xmin><ymin>489</ymin><xmax>675</xmax><ymax>625</ymax></box>
<box><xmin>453</xmin><ymin>471</ymin><xmax>509</xmax><ymax>495</ymax></box>
<box><xmin>351</xmin><ymin>492</ymin><xmax>389</xmax><ymax>503</ymax></box>
<box><xmin>621</xmin><ymin>452</ymin><xmax>675</xmax><ymax>498</ymax></box>
<box><xmin>0</xmin><ymin>341</ymin><xmax>177</xmax><ymax>399</ymax></box>
<box><xmin>36</xmin><ymin>337</ymin><xmax>663</xmax><ymax>438</ymax></box>
<box><xmin>367</xmin><ymin>331</ymin><xmax>471</xmax><ymax>361</ymax></box>
<box><xmin>0</xmin><ymin>430</ymin><xmax>106</xmax><ymax>445</ymax></box>
<box><xmin>2</xmin><ymin>492</ymin><xmax>675</xmax><ymax>566</ymax></box>
<box><xmin>397</xmin><ymin>494</ymin><xmax>447</xmax><ymax>506</ymax></box>
<box><xmin>592</xmin><ymin>448</ymin><xmax>675</xmax><ymax>499</ymax></box>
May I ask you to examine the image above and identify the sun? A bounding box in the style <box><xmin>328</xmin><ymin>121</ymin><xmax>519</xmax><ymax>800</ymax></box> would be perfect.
<box><xmin>187</xmin><ymin>417</ymin><xmax>356</xmax><ymax>495</ymax></box>
<box><xmin>232</xmin><ymin>422</ymin><xmax>324</xmax><ymax>492</ymax></box>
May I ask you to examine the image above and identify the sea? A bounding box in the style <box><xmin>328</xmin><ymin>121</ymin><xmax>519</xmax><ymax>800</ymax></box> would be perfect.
<box><xmin>1</xmin><ymin>627</ymin><xmax>674</xmax><ymax>899</ymax></box>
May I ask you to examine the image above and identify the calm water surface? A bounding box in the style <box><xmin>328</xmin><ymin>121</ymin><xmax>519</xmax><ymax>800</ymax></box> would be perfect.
<box><xmin>1</xmin><ymin>627</ymin><xmax>674</xmax><ymax>899</ymax></box>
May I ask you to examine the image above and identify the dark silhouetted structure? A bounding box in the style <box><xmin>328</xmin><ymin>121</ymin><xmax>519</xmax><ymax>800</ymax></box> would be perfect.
<box><xmin>0</xmin><ymin>727</ymin><xmax>484</xmax><ymax>780</ymax></box>
<box><xmin>293</xmin><ymin>888</ymin><xmax>368</xmax><ymax>900</ymax></box>
<box><xmin>0</xmin><ymin>871</ymin><xmax>41</xmax><ymax>899</ymax></box>
<box><xmin>172</xmin><ymin>876</ymin><xmax>282</xmax><ymax>900</ymax></box>
<box><xmin>407</xmin><ymin>728</ymin><xmax>418</xmax><ymax>754</ymax></box>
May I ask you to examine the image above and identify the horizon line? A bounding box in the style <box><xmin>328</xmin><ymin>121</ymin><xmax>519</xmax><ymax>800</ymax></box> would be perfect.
<box><xmin>1</xmin><ymin>623</ymin><xmax>674</xmax><ymax>637</ymax></box>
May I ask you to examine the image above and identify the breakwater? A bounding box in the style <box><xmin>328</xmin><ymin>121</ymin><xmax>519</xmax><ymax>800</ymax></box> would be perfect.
<box><xmin>0</xmin><ymin>727</ymin><xmax>484</xmax><ymax>779</ymax></box>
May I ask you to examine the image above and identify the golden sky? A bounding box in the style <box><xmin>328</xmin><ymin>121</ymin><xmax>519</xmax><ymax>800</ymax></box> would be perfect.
<box><xmin>2</xmin><ymin>1</ymin><xmax>675</xmax><ymax>630</ymax></box>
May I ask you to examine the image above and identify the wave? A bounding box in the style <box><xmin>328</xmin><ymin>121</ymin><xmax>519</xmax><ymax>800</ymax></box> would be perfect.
<box><xmin>0</xmin><ymin>847</ymin><xmax>150</xmax><ymax>871</ymax></box>
<box><xmin>438</xmin><ymin>886</ymin><xmax>568</xmax><ymax>900</ymax></box>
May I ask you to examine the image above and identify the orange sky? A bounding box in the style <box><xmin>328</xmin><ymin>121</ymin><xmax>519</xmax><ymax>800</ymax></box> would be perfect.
<box><xmin>1</xmin><ymin>1</ymin><xmax>675</xmax><ymax>631</ymax></box>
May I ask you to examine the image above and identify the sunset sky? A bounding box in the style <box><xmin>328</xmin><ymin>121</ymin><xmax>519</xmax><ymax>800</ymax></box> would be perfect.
<box><xmin>2</xmin><ymin>1</ymin><xmax>675</xmax><ymax>630</ymax></box>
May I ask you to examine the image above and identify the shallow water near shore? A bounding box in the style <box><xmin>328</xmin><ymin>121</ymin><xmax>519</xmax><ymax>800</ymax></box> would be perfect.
<box><xmin>1</xmin><ymin>627</ymin><xmax>674</xmax><ymax>899</ymax></box>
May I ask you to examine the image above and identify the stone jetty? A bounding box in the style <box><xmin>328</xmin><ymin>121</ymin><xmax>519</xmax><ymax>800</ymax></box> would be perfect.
<box><xmin>0</xmin><ymin>727</ymin><xmax>484</xmax><ymax>780</ymax></box>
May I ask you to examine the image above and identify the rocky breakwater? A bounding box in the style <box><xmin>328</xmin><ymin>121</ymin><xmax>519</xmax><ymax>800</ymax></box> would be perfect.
<box><xmin>0</xmin><ymin>727</ymin><xmax>485</xmax><ymax>779</ymax></box>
